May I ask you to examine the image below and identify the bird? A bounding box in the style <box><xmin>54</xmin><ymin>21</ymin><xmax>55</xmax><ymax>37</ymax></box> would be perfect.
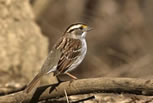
<box><xmin>24</xmin><ymin>23</ymin><xmax>91</xmax><ymax>93</ymax></box>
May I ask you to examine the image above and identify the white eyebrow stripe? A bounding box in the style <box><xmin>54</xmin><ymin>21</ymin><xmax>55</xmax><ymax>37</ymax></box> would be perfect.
<box><xmin>67</xmin><ymin>25</ymin><xmax>81</xmax><ymax>32</ymax></box>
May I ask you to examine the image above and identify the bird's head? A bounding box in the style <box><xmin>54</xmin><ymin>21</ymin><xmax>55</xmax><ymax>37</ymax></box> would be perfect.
<box><xmin>64</xmin><ymin>23</ymin><xmax>92</xmax><ymax>39</ymax></box>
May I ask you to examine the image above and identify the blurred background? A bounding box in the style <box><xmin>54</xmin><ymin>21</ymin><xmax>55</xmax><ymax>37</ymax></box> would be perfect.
<box><xmin>31</xmin><ymin>0</ymin><xmax>153</xmax><ymax>79</ymax></box>
<box><xmin>1</xmin><ymin>0</ymin><xmax>153</xmax><ymax>89</ymax></box>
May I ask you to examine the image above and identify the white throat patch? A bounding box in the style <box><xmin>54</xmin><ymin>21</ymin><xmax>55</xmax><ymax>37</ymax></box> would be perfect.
<box><xmin>82</xmin><ymin>32</ymin><xmax>87</xmax><ymax>38</ymax></box>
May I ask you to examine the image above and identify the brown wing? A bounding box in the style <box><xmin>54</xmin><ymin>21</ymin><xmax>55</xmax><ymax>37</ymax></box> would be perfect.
<box><xmin>54</xmin><ymin>37</ymin><xmax>82</xmax><ymax>75</ymax></box>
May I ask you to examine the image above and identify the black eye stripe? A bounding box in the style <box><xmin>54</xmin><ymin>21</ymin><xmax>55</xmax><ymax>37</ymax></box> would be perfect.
<box><xmin>80</xmin><ymin>26</ymin><xmax>83</xmax><ymax>30</ymax></box>
<box><xmin>68</xmin><ymin>28</ymin><xmax>75</xmax><ymax>33</ymax></box>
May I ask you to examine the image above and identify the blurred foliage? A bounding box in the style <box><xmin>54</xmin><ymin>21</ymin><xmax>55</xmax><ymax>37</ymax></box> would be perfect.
<box><xmin>30</xmin><ymin>0</ymin><xmax>153</xmax><ymax>79</ymax></box>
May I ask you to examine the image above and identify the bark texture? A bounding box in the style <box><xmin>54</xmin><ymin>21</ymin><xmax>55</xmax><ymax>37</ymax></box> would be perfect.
<box><xmin>0</xmin><ymin>77</ymin><xmax>153</xmax><ymax>103</ymax></box>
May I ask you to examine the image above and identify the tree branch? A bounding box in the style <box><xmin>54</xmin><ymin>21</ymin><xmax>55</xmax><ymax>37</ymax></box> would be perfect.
<box><xmin>0</xmin><ymin>77</ymin><xmax>153</xmax><ymax>103</ymax></box>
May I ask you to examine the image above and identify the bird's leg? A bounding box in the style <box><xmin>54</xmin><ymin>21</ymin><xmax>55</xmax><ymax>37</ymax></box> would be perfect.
<box><xmin>65</xmin><ymin>72</ymin><xmax>78</xmax><ymax>86</ymax></box>
<box><xmin>65</xmin><ymin>72</ymin><xmax>78</xmax><ymax>80</ymax></box>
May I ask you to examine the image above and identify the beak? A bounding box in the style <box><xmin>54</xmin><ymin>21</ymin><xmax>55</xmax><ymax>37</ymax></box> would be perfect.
<box><xmin>87</xmin><ymin>27</ymin><xmax>93</xmax><ymax>32</ymax></box>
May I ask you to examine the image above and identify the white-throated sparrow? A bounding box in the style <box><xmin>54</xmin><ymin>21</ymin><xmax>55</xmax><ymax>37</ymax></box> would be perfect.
<box><xmin>25</xmin><ymin>23</ymin><xmax>91</xmax><ymax>93</ymax></box>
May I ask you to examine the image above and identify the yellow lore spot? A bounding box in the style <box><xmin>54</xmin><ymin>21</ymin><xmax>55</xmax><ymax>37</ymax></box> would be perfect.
<box><xmin>82</xmin><ymin>25</ymin><xmax>87</xmax><ymax>28</ymax></box>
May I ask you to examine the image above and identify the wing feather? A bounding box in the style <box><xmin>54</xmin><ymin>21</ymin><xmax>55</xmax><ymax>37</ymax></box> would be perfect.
<box><xmin>54</xmin><ymin>37</ymin><xmax>82</xmax><ymax>75</ymax></box>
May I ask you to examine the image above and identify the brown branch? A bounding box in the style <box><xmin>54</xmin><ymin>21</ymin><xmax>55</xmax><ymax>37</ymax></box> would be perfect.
<box><xmin>0</xmin><ymin>77</ymin><xmax>153</xmax><ymax>103</ymax></box>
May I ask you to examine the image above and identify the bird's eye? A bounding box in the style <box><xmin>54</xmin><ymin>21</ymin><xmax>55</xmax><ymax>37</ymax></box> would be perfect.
<box><xmin>79</xmin><ymin>26</ymin><xmax>83</xmax><ymax>30</ymax></box>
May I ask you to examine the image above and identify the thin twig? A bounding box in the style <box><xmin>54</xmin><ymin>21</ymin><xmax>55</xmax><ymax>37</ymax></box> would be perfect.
<box><xmin>64</xmin><ymin>89</ymin><xmax>69</xmax><ymax>103</ymax></box>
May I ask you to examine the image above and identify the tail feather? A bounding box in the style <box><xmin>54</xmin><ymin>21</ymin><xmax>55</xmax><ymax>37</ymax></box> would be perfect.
<box><xmin>24</xmin><ymin>73</ymin><xmax>42</xmax><ymax>94</ymax></box>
